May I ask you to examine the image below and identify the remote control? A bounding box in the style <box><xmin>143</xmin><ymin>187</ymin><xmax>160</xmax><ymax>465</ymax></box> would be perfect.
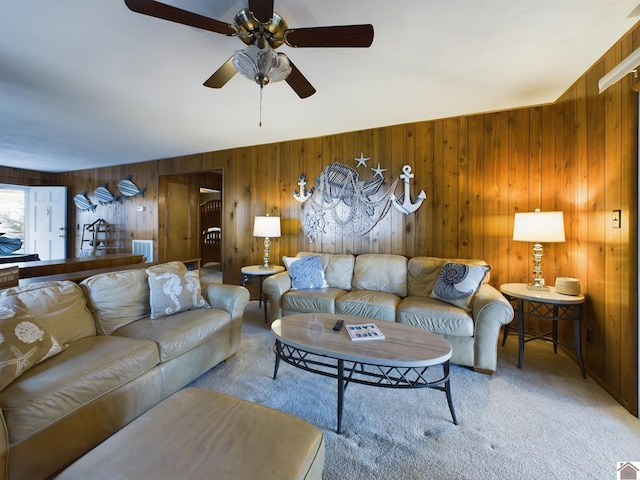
<box><xmin>332</xmin><ymin>319</ymin><xmax>344</xmax><ymax>331</ymax></box>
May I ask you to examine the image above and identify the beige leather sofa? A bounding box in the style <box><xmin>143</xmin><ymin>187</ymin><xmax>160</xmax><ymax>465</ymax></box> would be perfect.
<box><xmin>263</xmin><ymin>253</ymin><xmax>514</xmax><ymax>373</ymax></box>
<box><xmin>0</xmin><ymin>262</ymin><xmax>250</xmax><ymax>480</ymax></box>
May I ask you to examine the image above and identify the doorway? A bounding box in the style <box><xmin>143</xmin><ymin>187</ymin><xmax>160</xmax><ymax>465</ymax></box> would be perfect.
<box><xmin>0</xmin><ymin>184</ymin><xmax>67</xmax><ymax>261</ymax></box>
<box><xmin>158</xmin><ymin>171</ymin><xmax>223</xmax><ymax>272</ymax></box>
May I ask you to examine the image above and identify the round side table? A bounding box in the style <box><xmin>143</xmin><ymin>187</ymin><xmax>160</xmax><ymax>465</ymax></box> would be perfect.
<box><xmin>241</xmin><ymin>265</ymin><xmax>285</xmax><ymax>323</ymax></box>
<box><xmin>500</xmin><ymin>283</ymin><xmax>586</xmax><ymax>378</ymax></box>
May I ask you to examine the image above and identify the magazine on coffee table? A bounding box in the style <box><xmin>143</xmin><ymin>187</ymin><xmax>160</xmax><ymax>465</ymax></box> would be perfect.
<box><xmin>345</xmin><ymin>323</ymin><xmax>385</xmax><ymax>341</ymax></box>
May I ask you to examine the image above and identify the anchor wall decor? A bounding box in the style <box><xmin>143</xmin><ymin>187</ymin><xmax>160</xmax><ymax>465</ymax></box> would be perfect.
<box><xmin>392</xmin><ymin>165</ymin><xmax>426</xmax><ymax>215</ymax></box>
<box><xmin>293</xmin><ymin>174</ymin><xmax>314</xmax><ymax>203</ymax></box>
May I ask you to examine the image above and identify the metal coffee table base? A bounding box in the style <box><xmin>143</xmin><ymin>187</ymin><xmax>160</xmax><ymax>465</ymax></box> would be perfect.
<box><xmin>273</xmin><ymin>339</ymin><xmax>458</xmax><ymax>434</ymax></box>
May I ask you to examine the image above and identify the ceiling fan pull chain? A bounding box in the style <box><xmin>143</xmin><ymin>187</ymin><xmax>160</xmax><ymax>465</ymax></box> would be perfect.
<box><xmin>259</xmin><ymin>85</ymin><xmax>262</xmax><ymax>127</ymax></box>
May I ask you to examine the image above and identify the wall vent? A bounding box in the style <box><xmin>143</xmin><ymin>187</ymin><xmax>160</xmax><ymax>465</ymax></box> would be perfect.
<box><xmin>132</xmin><ymin>240</ymin><xmax>154</xmax><ymax>263</ymax></box>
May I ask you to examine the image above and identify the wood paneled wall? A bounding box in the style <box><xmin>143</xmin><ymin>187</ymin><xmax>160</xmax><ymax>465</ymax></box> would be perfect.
<box><xmin>4</xmin><ymin>23</ymin><xmax>639</xmax><ymax>415</ymax></box>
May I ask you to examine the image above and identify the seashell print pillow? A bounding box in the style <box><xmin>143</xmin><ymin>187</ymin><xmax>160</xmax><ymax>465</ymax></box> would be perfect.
<box><xmin>430</xmin><ymin>262</ymin><xmax>490</xmax><ymax>311</ymax></box>
<box><xmin>147</xmin><ymin>261</ymin><xmax>210</xmax><ymax>319</ymax></box>
<box><xmin>0</xmin><ymin>295</ymin><xmax>65</xmax><ymax>391</ymax></box>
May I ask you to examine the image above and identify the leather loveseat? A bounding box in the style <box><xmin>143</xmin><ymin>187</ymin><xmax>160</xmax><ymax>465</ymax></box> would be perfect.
<box><xmin>0</xmin><ymin>261</ymin><xmax>249</xmax><ymax>480</ymax></box>
<box><xmin>263</xmin><ymin>253</ymin><xmax>514</xmax><ymax>373</ymax></box>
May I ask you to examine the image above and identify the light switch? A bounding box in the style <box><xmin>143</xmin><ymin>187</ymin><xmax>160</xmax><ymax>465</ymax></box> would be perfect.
<box><xmin>612</xmin><ymin>209</ymin><xmax>621</xmax><ymax>229</ymax></box>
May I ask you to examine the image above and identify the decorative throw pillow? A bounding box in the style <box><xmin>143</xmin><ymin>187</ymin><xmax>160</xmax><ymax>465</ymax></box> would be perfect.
<box><xmin>283</xmin><ymin>255</ymin><xmax>329</xmax><ymax>290</ymax></box>
<box><xmin>147</xmin><ymin>261</ymin><xmax>209</xmax><ymax>319</ymax></box>
<box><xmin>430</xmin><ymin>262</ymin><xmax>490</xmax><ymax>311</ymax></box>
<box><xmin>0</xmin><ymin>295</ymin><xmax>65</xmax><ymax>391</ymax></box>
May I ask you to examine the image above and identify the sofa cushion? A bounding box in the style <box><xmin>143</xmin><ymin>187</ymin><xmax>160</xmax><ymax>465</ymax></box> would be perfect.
<box><xmin>0</xmin><ymin>296</ymin><xmax>65</xmax><ymax>391</ymax></box>
<box><xmin>351</xmin><ymin>254</ymin><xmax>407</xmax><ymax>297</ymax></box>
<box><xmin>283</xmin><ymin>255</ymin><xmax>328</xmax><ymax>290</ymax></box>
<box><xmin>397</xmin><ymin>296</ymin><xmax>475</xmax><ymax>337</ymax></box>
<box><xmin>147</xmin><ymin>262</ymin><xmax>209</xmax><ymax>319</ymax></box>
<box><xmin>299</xmin><ymin>253</ymin><xmax>355</xmax><ymax>290</ymax></box>
<box><xmin>335</xmin><ymin>290</ymin><xmax>400</xmax><ymax>321</ymax></box>
<box><xmin>80</xmin><ymin>269</ymin><xmax>151</xmax><ymax>335</ymax></box>
<box><xmin>113</xmin><ymin>308</ymin><xmax>230</xmax><ymax>362</ymax></box>
<box><xmin>0</xmin><ymin>335</ymin><xmax>159</xmax><ymax>444</ymax></box>
<box><xmin>1</xmin><ymin>281</ymin><xmax>95</xmax><ymax>344</ymax></box>
<box><xmin>282</xmin><ymin>288</ymin><xmax>347</xmax><ymax>315</ymax></box>
<box><xmin>430</xmin><ymin>262</ymin><xmax>490</xmax><ymax>311</ymax></box>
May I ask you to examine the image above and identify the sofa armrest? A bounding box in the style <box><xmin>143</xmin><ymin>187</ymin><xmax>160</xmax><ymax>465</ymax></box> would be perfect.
<box><xmin>262</xmin><ymin>272</ymin><xmax>292</xmax><ymax>323</ymax></box>
<box><xmin>471</xmin><ymin>283</ymin><xmax>515</xmax><ymax>373</ymax></box>
<box><xmin>0</xmin><ymin>412</ymin><xmax>7</xmax><ymax>480</ymax></box>
<box><xmin>204</xmin><ymin>284</ymin><xmax>250</xmax><ymax>355</ymax></box>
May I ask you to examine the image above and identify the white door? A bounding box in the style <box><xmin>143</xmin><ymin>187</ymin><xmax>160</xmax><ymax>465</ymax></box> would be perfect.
<box><xmin>28</xmin><ymin>187</ymin><xmax>67</xmax><ymax>260</ymax></box>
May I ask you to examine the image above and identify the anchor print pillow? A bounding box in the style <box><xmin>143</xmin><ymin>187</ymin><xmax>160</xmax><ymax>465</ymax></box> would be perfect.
<box><xmin>147</xmin><ymin>261</ymin><xmax>209</xmax><ymax>319</ymax></box>
<box><xmin>430</xmin><ymin>262</ymin><xmax>490</xmax><ymax>311</ymax></box>
<box><xmin>283</xmin><ymin>255</ymin><xmax>329</xmax><ymax>290</ymax></box>
<box><xmin>0</xmin><ymin>295</ymin><xmax>65</xmax><ymax>391</ymax></box>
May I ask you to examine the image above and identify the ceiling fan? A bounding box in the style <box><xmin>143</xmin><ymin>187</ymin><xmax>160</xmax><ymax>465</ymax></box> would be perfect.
<box><xmin>124</xmin><ymin>0</ymin><xmax>374</xmax><ymax>99</ymax></box>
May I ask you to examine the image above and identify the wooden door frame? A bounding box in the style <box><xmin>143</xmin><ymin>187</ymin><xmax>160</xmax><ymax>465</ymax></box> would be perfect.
<box><xmin>158</xmin><ymin>171</ymin><xmax>223</xmax><ymax>267</ymax></box>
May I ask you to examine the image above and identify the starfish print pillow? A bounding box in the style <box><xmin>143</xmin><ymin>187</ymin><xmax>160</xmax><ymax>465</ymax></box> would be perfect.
<box><xmin>0</xmin><ymin>295</ymin><xmax>65</xmax><ymax>391</ymax></box>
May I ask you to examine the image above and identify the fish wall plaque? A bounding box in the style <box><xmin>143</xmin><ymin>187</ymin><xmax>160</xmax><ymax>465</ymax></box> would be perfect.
<box><xmin>117</xmin><ymin>175</ymin><xmax>147</xmax><ymax>198</ymax></box>
<box><xmin>73</xmin><ymin>192</ymin><xmax>96</xmax><ymax>211</ymax></box>
<box><xmin>94</xmin><ymin>183</ymin><xmax>120</xmax><ymax>205</ymax></box>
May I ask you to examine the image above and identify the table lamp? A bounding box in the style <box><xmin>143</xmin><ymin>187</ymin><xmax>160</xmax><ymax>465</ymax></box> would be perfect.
<box><xmin>253</xmin><ymin>215</ymin><xmax>281</xmax><ymax>268</ymax></box>
<box><xmin>513</xmin><ymin>209</ymin><xmax>565</xmax><ymax>291</ymax></box>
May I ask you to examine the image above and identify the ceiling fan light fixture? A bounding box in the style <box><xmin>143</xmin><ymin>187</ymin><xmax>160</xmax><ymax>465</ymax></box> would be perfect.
<box><xmin>233</xmin><ymin>44</ymin><xmax>291</xmax><ymax>87</ymax></box>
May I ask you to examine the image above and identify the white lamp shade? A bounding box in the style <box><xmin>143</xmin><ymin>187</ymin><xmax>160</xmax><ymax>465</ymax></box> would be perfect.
<box><xmin>253</xmin><ymin>216</ymin><xmax>281</xmax><ymax>238</ymax></box>
<box><xmin>513</xmin><ymin>211</ymin><xmax>565</xmax><ymax>243</ymax></box>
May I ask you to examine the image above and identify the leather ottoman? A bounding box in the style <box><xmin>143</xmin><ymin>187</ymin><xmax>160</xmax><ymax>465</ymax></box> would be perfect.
<box><xmin>56</xmin><ymin>388</ymin><xmax>325</xmax><ymax>479</ymax></box>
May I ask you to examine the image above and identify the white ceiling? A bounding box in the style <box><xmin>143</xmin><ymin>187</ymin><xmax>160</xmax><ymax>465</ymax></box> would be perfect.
<box><xmin>1</xmin><ymin>1</ymin><xmax>639</xmax><ymax>174</ymax></box>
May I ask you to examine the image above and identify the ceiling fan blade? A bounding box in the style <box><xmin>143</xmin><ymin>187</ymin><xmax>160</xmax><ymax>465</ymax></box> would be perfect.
<box><xmin>124</xmin><ymin>0</ymin><xmax>237</xmax><ymax>36</ymax></box>
<box><xmin>203</xmin><ymin>57</ymin><xmax>238</xmax><ymax>88</ymax></box>
<box><xmin>248</xmin><ymin>0</ymin><xmax>274</xmax><ymax>24</ymax></box>
<box><xmin>285</xmin><ymin>24</ymin><xmax>374</xmax><ymax>48</ymax></box>
<box><xmin>285</xmin><ymin>59</ymin><xmax>316</xmax><ymax>99</ymax></box>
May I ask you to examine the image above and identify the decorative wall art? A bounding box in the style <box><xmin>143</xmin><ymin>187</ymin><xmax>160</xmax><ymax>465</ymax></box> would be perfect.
<box><xmin>302</xmin><ymin>162</ymin><xmax>399</xmax><ymax>241</ymax></box>
<box><xmin>73</xmin><ymin>192</ymin><xmax>97</xmax><ymax>211</ymax></box>
<box><xmin>391</xmin><ymin>165</ymin><xmax>426</xmax><ymax>214</ymax></box>
<box><xmin>295</xmin><ymin>154</ymin><xmax>427</xmax><ymax>242</ymax></box>
<box><xmin>94</xmin><ymin>183</ymin><xmax>120</xmax><ymax>205</ymax></box>
<box><xmin>293</xmin><ymin>174</ymin><xmax>314</xmax><ymax>203</ymax></box>
<box><xmin>117</xmin><ymin>175</ymin><xmax>147</xmax><ymax>198</ymax></box>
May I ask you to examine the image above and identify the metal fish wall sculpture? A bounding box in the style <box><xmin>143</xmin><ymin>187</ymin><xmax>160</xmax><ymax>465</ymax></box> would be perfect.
<box><xmin>118</xmin><ymin>175</ymin><xmax>147</xmax><ymax>198</ymax></box>
<box><xmin>94</xmin><ymin>184</ymin><xmax>120</xmax><ymax>205</ymax></box>
<box><xmin>73</xmin><ymin>192</ymin><xmax>97</xmax><ymax>211</ymax></box>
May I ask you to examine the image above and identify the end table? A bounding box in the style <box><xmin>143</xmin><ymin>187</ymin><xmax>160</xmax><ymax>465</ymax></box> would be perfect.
<box><xmin>241</xmin><ymin>265</ymin><xmax>285</xmax><ymax>323</ymax></box>
<box><xmin>500</xmin><ymin>283</ymin><xmax>586</xmax><ymax>378</ymax></box>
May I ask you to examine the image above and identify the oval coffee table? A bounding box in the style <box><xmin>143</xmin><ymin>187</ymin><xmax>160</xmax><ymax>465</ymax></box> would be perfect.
<box><xmin>271</xmin><ymin>313</ymin><xmax>458</xmax><ymax>434</ymax></box>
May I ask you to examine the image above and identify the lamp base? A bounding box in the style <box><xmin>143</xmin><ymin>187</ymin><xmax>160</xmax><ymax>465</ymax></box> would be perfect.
<box><xmin>526</xmin><ymin>284</ymin><xmax>550</xmax><ymax>292</ymax></box>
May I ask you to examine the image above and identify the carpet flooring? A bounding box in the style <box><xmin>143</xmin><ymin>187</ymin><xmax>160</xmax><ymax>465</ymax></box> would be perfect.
<box><xmin>189</xmin><ymin>302</ymin><xmax>640</xmax><ymax>480</ymax></box>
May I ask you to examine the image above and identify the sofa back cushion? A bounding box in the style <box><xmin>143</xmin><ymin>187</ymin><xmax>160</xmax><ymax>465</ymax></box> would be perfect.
<box><xmin>351</xmin><ymin>254</ymin><xmax>408</xmax><ymax>297</ymax></box>
<box><xmin>80</xmin><ymin>269</ymin><xmax>150</xmax><ymax>334</ymax></box>
<box><xmin>299</xmin><ymin>252</ymin><xmax>355</xmax><ymax>290</ymax></box>
<box><xmin>1</xmin><ymin>281</ymin><xmax>96</xmax><ymax>343</ymax></box>
<box><xmin>408</xmin><ymin>257</ymin><xmax>490</xmax><ymax>297</ymax></box>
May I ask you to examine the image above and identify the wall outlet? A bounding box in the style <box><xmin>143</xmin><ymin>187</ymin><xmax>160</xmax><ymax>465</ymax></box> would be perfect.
<box><xmin>136</xmin><ymin>206</ymin><xmax>145</xmax><ymax>212</ymax></box>
<box><xmin>612</xmin><ymin>210</ymin><xmax>621</xmax><ymax>229</ymax></box>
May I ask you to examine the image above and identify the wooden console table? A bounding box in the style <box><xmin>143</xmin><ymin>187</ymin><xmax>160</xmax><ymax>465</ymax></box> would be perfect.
<box><xmin>6</xmin><ymin>253</ymin><xmax>145</xmax><ymax>279</ymax></box>
<box><xmin>19</xmin><ymin>258</ymin><xmax>201</xmax><ymax>286</ymax></box>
